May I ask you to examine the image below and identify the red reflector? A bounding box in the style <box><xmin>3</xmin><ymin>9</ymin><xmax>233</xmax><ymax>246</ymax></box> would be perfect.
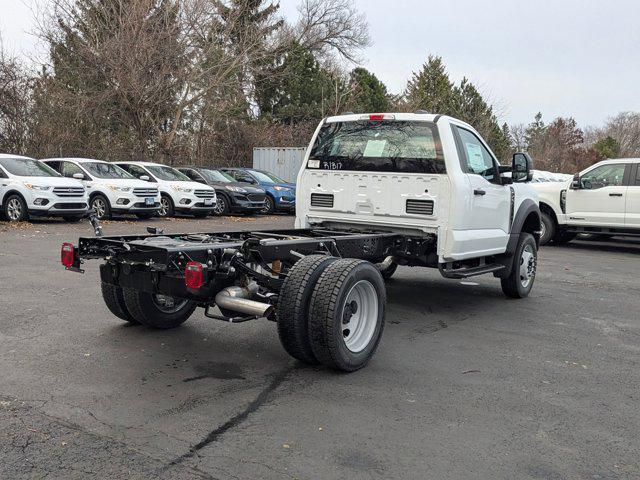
<box><xmin>369</xmin><ymin>114</ymin><xmax>384</xmax><ymax>121</ymax></box>
<box><xmin>184</xmin><ymin>262</ymin><xmax>204</xmax><ymax>289</ymax></box>
<box><xmin>61</xmin><ymin>242</ymin><xmax>75</xmax><ymax>268</ymax></box>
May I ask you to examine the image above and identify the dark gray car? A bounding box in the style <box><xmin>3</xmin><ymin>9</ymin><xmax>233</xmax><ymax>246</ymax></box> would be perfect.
<box><xmin>177</xmin><ymin>166</ymin><xmax>266</xmax><ymax>215</ymax></box>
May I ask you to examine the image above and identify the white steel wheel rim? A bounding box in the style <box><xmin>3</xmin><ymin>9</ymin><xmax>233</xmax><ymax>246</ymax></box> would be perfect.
<box><xmin>152</xmin><ymin>294</ymin><xmax>188</xmax><ymax>313</ymax></box>
<box><xmin>92</xmin><ymin>198</ymin><xmax>106</xmax><ymax>218</ymax></box>
<box><xmin>7</xmin><ymin>198</ymin><xmax>22</xmax><ymax>220</ymax></box>
<box><xmin>519</xmin><ymin>244</ymin><xmax>536</xmax><ymax>288</ymax></box>
<box><xmin>540</xmin><ymin>219</ymin><xmax>547</xmax><ymax>239</ymax></box>
<box><xmin>341</xmin><ymin>280</ymin><xmax>379</xmax><ymax>353</ymax></box>
<box><xmin>159</xmin><ymin>197</ymin><xmax>170</xmax><ymax>216</ymax></box>
<box><xmin>214</xmin><ymin>196</ymin><xmax>225</xmax><ymax>214</ymax></box>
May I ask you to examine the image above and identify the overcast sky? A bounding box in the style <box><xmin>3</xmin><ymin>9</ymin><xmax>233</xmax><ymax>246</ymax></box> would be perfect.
<box><xmin>2</xmin><ymin>0</ymin><xmax>639</xmax><ymax>127</ymax></box>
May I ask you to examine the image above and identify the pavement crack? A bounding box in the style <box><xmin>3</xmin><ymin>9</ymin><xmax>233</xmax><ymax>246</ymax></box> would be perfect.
<box><xmin>166</xmin><ymin>365</ymin><xmax>294</xmax><ymax>468</ymax></box>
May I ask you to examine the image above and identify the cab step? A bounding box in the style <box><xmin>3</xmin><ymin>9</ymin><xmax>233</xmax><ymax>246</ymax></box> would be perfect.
<box><xmin>439</xmin><ymin>263</ymin><xmax>505</xmax><ymax>279</ymax></box>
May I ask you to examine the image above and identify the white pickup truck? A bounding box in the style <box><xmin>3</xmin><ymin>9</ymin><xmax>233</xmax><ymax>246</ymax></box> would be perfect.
<box><xmin>62</xmin><ymin>113</ymin><xmax>541</xmax><ymax>372</ymax></box>
<box><xmin>534</xmin><ymin>158</ymin><xmax>640</xmax><ymax>245</ymax></box>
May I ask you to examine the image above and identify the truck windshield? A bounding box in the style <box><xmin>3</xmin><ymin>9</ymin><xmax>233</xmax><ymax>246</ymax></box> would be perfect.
<box><xmin>308</xmin><ymin>121</ymin><xmax>445</xmax><ymax>174</ymax></box>
<box><xmin>146</xmin><ymin>165</ymin><xmax>190</xmax><ymax>182</ymax></box>
<box><xmin>83</xmin><ymin>162</ymin><xmax>134</xmax><ymax>179</ymax></box>
<box><xmin>0</xmin><ymin>157</ymin><xmax>60</xmax><ymax>177</ymax></box>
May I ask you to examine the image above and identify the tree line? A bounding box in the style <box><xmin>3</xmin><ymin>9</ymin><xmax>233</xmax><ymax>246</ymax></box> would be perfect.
<box><xmin>1</xmin><ymin>0</ymin><xmax>639</xmax><ymax>172</ymax></box>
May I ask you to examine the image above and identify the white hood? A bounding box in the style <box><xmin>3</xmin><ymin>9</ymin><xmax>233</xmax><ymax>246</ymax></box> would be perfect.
<box><xmin>163</xmin><ymin>180</ymin><xmax>214</xmax><ymax>191</ymax></box>
<box><xmin>95</xmin><ymin>177</ymin><xmax>155</xmax><ymax>189</ymax></box>
<box><xmin>15</xmin><ymin>175</ymin><xmax>84</xmax><ymax>188</ymax></box>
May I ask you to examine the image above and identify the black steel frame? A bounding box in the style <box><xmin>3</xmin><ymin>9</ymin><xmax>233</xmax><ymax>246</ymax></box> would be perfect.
<box><xmin>72</xmin><ymin>228</ymin><xmax>436</xmax><ymax>303</ymax></box>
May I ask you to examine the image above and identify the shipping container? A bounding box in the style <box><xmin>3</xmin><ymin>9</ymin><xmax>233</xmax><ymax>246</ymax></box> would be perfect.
<box><xmin>252</xmin><ymin>147</ymin><xmax>307</xmax><ymax>184</ymax></box>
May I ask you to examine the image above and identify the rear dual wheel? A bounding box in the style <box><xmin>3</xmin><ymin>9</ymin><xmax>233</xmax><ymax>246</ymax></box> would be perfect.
<box><xmin>277</xmin><ymin>256</ymin><xmax>386</xmax><ymax>372</ymax></box>
<box><xmin>100</xmin><ymin>281</ymin><xmax>196</xmax><ymax>329</ymax></box>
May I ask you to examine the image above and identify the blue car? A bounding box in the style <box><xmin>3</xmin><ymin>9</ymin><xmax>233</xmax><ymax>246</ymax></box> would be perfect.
<box><xmin>221</xmin><ymin>168</ymin><xmax>296</xmax><ymax>214</ymax></box>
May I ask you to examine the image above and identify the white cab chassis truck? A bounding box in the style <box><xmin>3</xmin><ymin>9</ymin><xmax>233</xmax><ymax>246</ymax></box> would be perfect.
<box><xmin>534</xmin><ymin>158</ymin><xmax>640</xmax><ymax>245</ymax></box>
<box><xmin>62</xmin><ymin>113</ymin><xmax>541</xmax><ymax>372</ymax></box>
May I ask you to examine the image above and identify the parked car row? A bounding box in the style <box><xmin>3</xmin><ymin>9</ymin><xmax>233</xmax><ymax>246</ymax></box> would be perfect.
<box><xmin>0</xmin><ymin>154</ymin><xmax>297</xmax><ymax>222</ymax></box>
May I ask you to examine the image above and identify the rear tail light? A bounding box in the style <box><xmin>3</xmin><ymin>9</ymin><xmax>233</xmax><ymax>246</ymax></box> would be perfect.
<box><xmin>369</xmin><ymin>114</ymin><xmax>384</xmax><ymax>121</ymax></box>
<box><xmin>61</xmin><ymin>242</ymin><xmax>75</xmax><ymax>268</ymax></box>
<box><xmin>185</xmin><ymin>262</ymin><xmax>204</xmax><ymax>289</ymax></box>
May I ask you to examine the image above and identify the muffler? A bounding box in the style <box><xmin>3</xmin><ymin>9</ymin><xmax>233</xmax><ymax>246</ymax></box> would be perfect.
<box><xmin>215</xmin><ymin>284</ymin><xmax>274</xmax><ymax>319</ymax></box>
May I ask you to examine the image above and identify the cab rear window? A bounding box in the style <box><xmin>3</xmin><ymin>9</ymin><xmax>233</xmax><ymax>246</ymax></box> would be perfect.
<box><xmin>308</xmin><ymin>121</ymin><xmax>445</xmax><ymax>174</ymax></box>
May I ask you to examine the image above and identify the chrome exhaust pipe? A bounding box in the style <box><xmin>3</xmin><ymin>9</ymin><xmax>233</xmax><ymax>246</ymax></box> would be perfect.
<box><xmin>215</xmin><ymin>285</ymin><xmax>274</xmax><ymax>318</ymax></box>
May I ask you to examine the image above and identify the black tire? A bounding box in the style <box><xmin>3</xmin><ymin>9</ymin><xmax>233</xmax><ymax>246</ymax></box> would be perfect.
<box><xmin>62</xmin><ymin>216</ymin><xmax>83</xmax><ymax>223</ymax></box>
<box><xmin>123</xmin><ymin>289</ymin><xmax>196</xmax><ymax>329</ymax></box>
<box><xmin>308</xmin><ymin>259</ymin><xmax>386</xmax><ymax>372</ymax></box>
<box><xmin>90</xmin><ymin>194</ymin><xmax>111</xmax><ymax>220</ymax></box>
<box><xmin>276</xmin><ymin>255</ymin><xmax>338</xmax><ymax>365</ymax></box>
<box><xmin>136</xmin><ymin>213</ymin><xmax>154</xmax><ymax>220</ymax></box>
<box><xmin>501</xmin><ymin>233</ymin><xmax>537</xmax><ymax>299</ymax></box>
<box><xmin>101</xmin><ymin>282</ymin><xmax>138</xmax><ymax>323</ymax></box>
<box><xmin>4</xmin><ymin>194</ymin><xmax>28</xmax><ymax>222</ymax></box>
<box><xmin>539</xmin><ymin>211</ymin><xmax>556</xmax><ymax>246</ymax></box>
<box><xmin>213</xmin><ymin>194</ymin><xmax>230</xmax><ymax>216</ymax></box>
<box><xmin>261</xmin><ymin>195</ymin><xmax>275</xmax><ymax>214</ymax></box>
<box><xmin>376</xmin><ymin>259</ymin><xmax>398</xmax><ymax>281</ymax></box>
<box><xmin>158</xmin><ymin>195</ymin><xmax>174</xmax><ymax>217</ymax></box>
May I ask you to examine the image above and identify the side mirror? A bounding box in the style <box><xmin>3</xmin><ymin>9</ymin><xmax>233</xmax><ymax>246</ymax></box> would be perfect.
<box><xmin>72</xmin><ymin>173</ymin><xmax>85</xmax><ymax>180</ymax></box>
<box><xmin>139</xmin><ymin>175</ymin><xmax>150</xmax><ymax>182</ymax></box>
<box><xmin>512</xmin><ymin>152</ymin><xmax>533</xmax><ymax>183</ymax></box>
<box><xmin>570</xmin><ymin>173</ymin><xmax>581</xmax><ymax>189</ymax></box>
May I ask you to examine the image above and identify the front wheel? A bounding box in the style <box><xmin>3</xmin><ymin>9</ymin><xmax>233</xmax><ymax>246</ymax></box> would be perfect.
<box><xmin>261</xmin><ymin>195</ymin><xmax>275</xmax><ymax>214</ymax></box>
<box><xmin>123</xmin><ymin>289</ymin><xmax>196</xmax><ymax>329</ymax></box>
<box><xmin>213</xmin><ymin>195</ymin><xmax>229</xmax><ymax>215</ymax></box>
<box><xmin>4</xmin><ymin>194</ymin><xmax>28</xmax><ymax>222</ymax></box>
<box><xmin>90</xmin><ymin>194</ymin><xmax>111</xmax><ymax>220</ymax></box>
<box><xmin>501</xmin><ymin>233</ymin><xmax>537</xmax><ymax>299</ymax></box>
<box><xmin>539</xmin><ymin>211</ymin><xmax>555</xmax><ymax>246</ymax></box>
<box><xmin>158</xmin><ymin>195</ymin><xmax>174</xmax><ymax>217</ymax></box>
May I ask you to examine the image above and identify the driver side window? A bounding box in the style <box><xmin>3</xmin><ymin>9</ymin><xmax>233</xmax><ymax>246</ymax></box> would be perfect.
<box><xmin>580</xmin><ymin>164</ymin><xmax>626</xmax><ymax>189</ymax></box>
<box><xmin>61</xmin><ymin>161</ymin><xmax>85</xmax><ymax>179</ymax></box>
<box><xmin>454</xmin><ymin>127</ymin><xmax>497</xmax><ymax>182</ymax></box>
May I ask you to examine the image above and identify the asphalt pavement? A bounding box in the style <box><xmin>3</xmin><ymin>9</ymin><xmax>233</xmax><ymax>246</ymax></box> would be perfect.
<box><xmin>1</xmin><ymin>215</ymin><xmax>639</xmax><ymax>480</ymax></box>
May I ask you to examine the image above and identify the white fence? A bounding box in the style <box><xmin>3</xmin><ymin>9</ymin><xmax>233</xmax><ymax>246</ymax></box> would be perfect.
<box><xmin>252</xmin><ymin>147</ymin><xmax>307</xmax><ymax>184</ymax></box>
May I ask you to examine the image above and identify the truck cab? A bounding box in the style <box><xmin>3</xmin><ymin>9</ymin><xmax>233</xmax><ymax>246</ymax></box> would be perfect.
<box><xmin>534</xmin><ymin>158</ymin><xmax>640</xmax><ymax>244</ymax></box>
<box><xmin>296</xmin><ymin>113</ymin><xmax>540</xmax><ymax>267</ymax></box>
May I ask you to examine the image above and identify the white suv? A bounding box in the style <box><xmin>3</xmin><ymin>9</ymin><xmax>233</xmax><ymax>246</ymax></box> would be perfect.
<box><xmin>115</xmin><ymin>161</ymin><xmax>216</xmax><ymax>217</ymax></box>
<box><xmin>42</xmin><ymin>158</ymin><xmax>161</xmax><ymax>220</ymax></box>
<box><xmin>0</xmin><ymin>154</ymin><xmax>89</xmax><ymax>222</ymax></box>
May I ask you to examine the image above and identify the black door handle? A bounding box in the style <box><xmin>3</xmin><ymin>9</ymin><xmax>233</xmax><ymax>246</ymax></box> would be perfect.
<box><xmin>609</xmin><ymin>193</ymin><xmax>623</xmax><ymax>197</ymax></box>
<box><xmin>474</xmin><ymin>189</ymin><xmax>486</xmax><ymax>196</ymax></box>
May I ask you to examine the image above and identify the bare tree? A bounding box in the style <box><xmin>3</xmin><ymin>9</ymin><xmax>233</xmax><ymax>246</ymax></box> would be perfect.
<box><xmin>0</xmin><ymin>43</ymin><xmax>33</xmax><ymax>155</ymax></box>
<box><xmin>293</xmin><ymin>0</ymin><xmax>371</xmax><ymax>63</ymax></box>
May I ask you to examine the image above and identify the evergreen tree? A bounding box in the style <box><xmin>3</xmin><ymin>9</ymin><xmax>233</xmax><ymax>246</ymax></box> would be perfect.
<box><xmin>346</xmin><ymin>67</ymin><xmax>390</xmax><ymax>113</ymax></box>
<box><xmin>592</xmin><ymin>136</ymin><xmax>621</xmax><ymax>159</ymax></box>
<box><xmin>404</xmin><ymin>55</ymin><xmax>458</xmax><ymax>114</ymax></box>
<box><xmin>256</xmin><ymin>41</ymin><xmax>334</xmax><ymax>123</ymax></box>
